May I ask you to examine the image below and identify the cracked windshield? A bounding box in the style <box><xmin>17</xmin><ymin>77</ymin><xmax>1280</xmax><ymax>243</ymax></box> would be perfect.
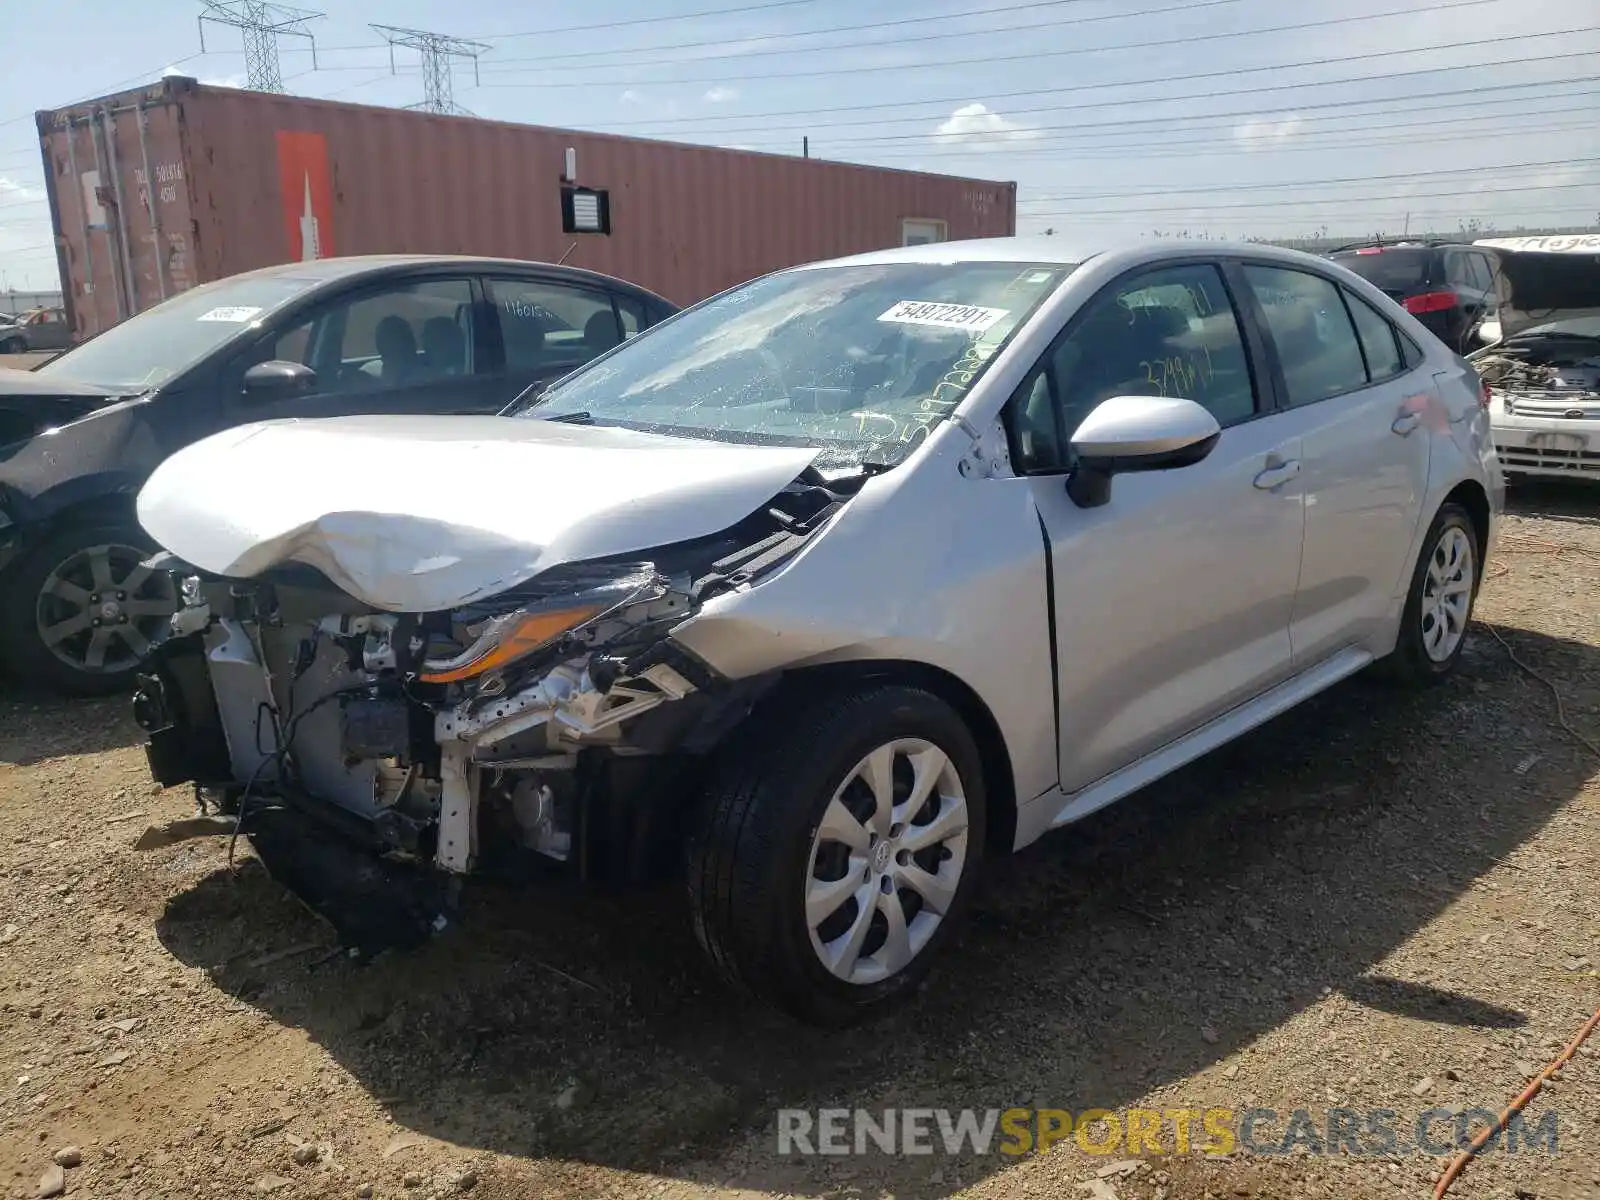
<box><xmin>525</xmin><ymin>261</ymin><xmax>1073</xmax><ymax>467</ymax></box>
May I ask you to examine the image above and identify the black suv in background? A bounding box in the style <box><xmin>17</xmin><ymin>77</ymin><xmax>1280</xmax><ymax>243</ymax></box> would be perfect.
<box><xmin>1327</xmin><ymin>240</ymin><xmax>1500</xmax><ymax>353</ymax></box>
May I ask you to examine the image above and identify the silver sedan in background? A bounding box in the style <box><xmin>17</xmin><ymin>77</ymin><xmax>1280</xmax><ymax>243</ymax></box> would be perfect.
<box><xmin>130</xmin><ymin>236</ymin><xmax>1502</xmax><ymax>1026</ymax></box>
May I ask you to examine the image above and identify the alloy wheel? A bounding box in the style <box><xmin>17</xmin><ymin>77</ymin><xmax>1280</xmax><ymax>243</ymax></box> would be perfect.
<box><xmin>35</xmin><ymin>543</ymin><xmax>176</xmax><ymax>676</ymax></box>
<box><xmin>805</xmin><ymin>737</ymin><xmax>971</xmax><ymax>986</ymax></box>
<box><xmin>1421</xmin><ymin>525</ymin><xmax>1474</xmax><ymax>663</ymax></box>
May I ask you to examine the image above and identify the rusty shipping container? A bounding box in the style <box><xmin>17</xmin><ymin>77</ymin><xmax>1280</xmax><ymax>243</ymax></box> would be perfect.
<box><xmin>36</xmin><ymin>76</ymin><xmax>1017</xmax><ymax>340</ymax></box>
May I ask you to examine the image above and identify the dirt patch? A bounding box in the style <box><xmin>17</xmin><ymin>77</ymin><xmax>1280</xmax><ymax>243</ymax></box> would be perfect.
<box><xmin>1</xmin><ymin>484</ymin><xmax>1597</xmax><ymax>1200</ymax></box>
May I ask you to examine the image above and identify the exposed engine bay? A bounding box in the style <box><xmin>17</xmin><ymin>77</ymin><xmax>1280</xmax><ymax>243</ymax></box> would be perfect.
<box><xmin>1473</xmin><ymin>334</ymin><xmax>1600</xmax><ymax>418</ymax></box>
<box><xmin>131</xmin><ymin>467</ymin><xmax>858</xmax><ymax>948</ymax></box>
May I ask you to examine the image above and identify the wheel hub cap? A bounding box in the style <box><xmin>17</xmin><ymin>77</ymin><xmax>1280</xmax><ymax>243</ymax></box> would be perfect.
<box><xmin>1420</xmin><ymin>526</ymin><xmax>1474</xmax><ymax>664</ymax></box>
<box><xmin>35</xmin><ymin>543</ymin><xmax>176</xmax><ymax>675</ymax></box>
<box><xmin>804</xmin><ymin>737</ymin><xmax>970</xmax><ymax>987</ymax></box>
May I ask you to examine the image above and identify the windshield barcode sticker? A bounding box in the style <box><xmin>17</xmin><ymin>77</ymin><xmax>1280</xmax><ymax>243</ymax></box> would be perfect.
<box><xmin>197</xmin><ymin>306</ymin><xmax>264</xmax><ymax>323</ymax></box>
<box><xmin>877</xmin><ymin>300</ymin><xmax>1009</xmax><ymax>332</ymax></box>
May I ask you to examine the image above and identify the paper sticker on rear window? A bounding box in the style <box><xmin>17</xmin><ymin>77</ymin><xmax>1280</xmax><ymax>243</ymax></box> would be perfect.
<box><xmin>877</xmin><ymin>300</ymin><xmax>1009</xmax><ymax>332</ymax></box>
<box><xmin>197</xmin><ymin>306</ymin><xmax>264</xmax><ymax>323</ymax></box>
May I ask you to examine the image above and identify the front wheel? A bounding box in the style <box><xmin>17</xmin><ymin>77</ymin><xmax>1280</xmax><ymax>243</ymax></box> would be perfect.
<box><xmin>0</xmin><ymin>337</ymin><xmax>25</xmax><ymax>354</ymax></box>
<box><xmin>686</xmin><ymin>683</ymin><xmax>987</xmax><ymax>1026</ymax></box>
<box><xmin>1377</xmin><ymin>502</ymin><xmax>1480</xmax><ymax>686</ymax></box>
<box><xmin>0</xmin><ymin>521</ymin><xmax>177</xmax><ymax>696</ymax></box>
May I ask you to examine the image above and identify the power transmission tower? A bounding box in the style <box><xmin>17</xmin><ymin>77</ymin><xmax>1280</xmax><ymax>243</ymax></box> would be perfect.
<box><xmin>371</xmin><ymin>25</ymin><xmax>490</xmax><ymax>116</ymax></box>
<box><xmin>198</xmin><ymin>1</ymin><xmax>323</xmax><ymax>93</ymax></box>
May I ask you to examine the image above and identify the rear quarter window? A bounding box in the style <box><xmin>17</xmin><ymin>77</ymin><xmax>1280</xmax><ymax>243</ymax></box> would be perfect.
<box><xmin>1331</xmin><ymin>249</ymin><xmax>1436</xmax><ymax>294</ymax></box>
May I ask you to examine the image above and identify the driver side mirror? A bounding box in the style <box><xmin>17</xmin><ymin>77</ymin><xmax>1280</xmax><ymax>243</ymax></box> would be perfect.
<box><xmin>1066</xmin><ymin>394</ymin><xmax>1222</xmax><ymax>509</ymax></box>
<box><xmin>242</xmin><ymin>359</ymin><xmax>318</xmax><ymax>401</ymax></box>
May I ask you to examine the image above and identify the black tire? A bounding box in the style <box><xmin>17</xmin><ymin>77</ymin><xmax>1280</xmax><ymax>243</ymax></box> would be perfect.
<box><xmin>0</xmin><ymin>337</ymin><xmax>24</xmax><ymax>355</ymax></box>
<box><xmin>1376</xmin><ymin>502</ymin><xmax>1481</xmax><ymax>687</ymax></box>
<box><xmin>686</xmin><ymin>682</ymin><xmax>987</xmax><ymax>1027</ymax></box>
<box><xmin>0</xmin><ymin>520</ymin><xmax>175</xmax><ymax>697</ymax></box>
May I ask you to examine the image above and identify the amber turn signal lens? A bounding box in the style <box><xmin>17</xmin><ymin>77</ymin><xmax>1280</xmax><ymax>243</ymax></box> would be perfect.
<box><xmin>418</xmin><ymin>605</ymin><xmax>603</xmax><ymax>684</ymax></box>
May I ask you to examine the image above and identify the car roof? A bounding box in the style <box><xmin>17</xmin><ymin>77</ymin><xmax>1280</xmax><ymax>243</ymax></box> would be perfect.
<box><xmin>789</xmin><ymin>234</ymin><xmax>1349</xmax><ymax>273</ymax></box>
<box><xmin>216</xmin><ymin>254</ymin><xmax>673</xmax><ymax>303</ymax></box>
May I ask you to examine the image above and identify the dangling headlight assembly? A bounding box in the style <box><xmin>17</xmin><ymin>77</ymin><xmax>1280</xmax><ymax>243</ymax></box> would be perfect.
<box><xmin>417</xmin><ymin>565</ymin><xmax>664</xmax><ymax>685</ymax></box>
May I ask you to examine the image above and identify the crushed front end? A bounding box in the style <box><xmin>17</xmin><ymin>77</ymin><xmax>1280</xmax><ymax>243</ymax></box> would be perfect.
<box><xmin>131</xmin><ymin>486</ymin><xmax>844</xmax><ymax>951</ymax></box>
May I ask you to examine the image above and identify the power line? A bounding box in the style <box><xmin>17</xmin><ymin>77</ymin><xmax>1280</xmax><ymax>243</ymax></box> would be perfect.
<box><xmin>284</xmin><ymin>0</ymin><xmax>1135</xmax><ymax>63</ymax></box>
<box><xmin>370</xmin><ymin>25</ymin><xmax>491</xmax><ymax>115</ymax></box>
<box><xmin>1024</xmin><ymin>179</ymin><xmax>1600</xmax><ymax>219</ymax></box>
<box><xmin>469</xmin><ymin>0</ymin><xmax>823</xmax><ymax>40</ymax></box>
<box><xmin>1016</xmin><ymin>157</ymin><xmax>1600</xmax><ymax>204</ymax></box>
<box><xmin>856</xmin><ymin>114</ymin><xmax>1600</xmax><ymax>164</ymax></box>
<box><xmin>476</xmin><ymin>9</ymin><xmax>1585</xmax><ymax>90</ymax></box>
<box><xmin>473</xmin><ymin>0</ymin><xmax>1252</xmax><ymax>74</ymax></box>
<box><xmin>580</xmin><ymin>47</ymin><xmax>1600</xmax><ymax>132</ymax></box>
<box><xmin>198</xmin><ymin>1</ymin><xmax>323</xmax><ymax>93</ymax></box>
<box><xmin>850</xmin><ymin>105</ymin><xmax>1600</xmax><ymax>161</ymax></box>
<box><xmin>714</xmin><ymin>78</ymin><xmax>1600</xmax><ymax>151</ymax></box>
<box><xmin>0</xmin><ymin>54</ymin><xmax>208</xmax><ymax>132</ymax></box>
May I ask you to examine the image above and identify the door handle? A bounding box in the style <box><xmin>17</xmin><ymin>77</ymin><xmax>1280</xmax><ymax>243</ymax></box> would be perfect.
<box><xmin>1392</xmin><ymin>412</ymin><xmax>1422</xmax><ymax>436</ymax></box>
<box><xmin>1252</xmin><ymin>459</ymin><xmax>1301</xmax><ymax>490</ymax></box>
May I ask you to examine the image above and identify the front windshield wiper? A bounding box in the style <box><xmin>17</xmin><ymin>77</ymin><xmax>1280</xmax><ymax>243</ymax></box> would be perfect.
<box><xmin>541</xmin><ymin>410</ymin><xmax>595</xmax><ymax>424</ymax></box>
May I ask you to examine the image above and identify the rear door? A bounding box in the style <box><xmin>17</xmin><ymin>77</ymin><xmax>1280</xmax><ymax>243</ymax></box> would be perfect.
<box><xmin>1235</xmin><ymin>262</ymin><xmax>1432</xmax><ymax>664</ymax></box>
<box><xmin>483</xmin><ymin>274</ymin><xmax>640</xmax><ymax>407</ymax></box>
<box><xmin>1441</xmin><ymin>249</ymin><xmax>1491</xmax><ymax>350</ymax></box>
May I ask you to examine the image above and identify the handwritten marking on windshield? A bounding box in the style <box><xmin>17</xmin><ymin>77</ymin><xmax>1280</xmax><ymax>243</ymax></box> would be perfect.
<box><xmin>878</xmin><ymin>300</ymin><xmax>1010</xmax><ymax>332</ymax></box>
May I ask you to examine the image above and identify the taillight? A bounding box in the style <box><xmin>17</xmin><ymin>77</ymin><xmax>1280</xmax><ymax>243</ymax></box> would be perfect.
<box><xmin>1404</xmin><ymin>290</ymin><xmax>1458</xmax><ymax>314</ymax></box>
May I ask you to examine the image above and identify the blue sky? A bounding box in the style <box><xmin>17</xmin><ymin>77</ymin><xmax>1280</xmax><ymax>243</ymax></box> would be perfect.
<box><xmin>2</xmin><ymin>0</ymin><xmax>1598</xmax><ymax>290</ymax></box>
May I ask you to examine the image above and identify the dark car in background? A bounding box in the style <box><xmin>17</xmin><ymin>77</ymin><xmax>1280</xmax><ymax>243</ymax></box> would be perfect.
<box><xmin>1327</xmin><ymin>240</ymin><xmax>1500</xmax><ymax>353</ymax></box>
<box><xmin>0</xmin><ymin>255</ymin><xmax>677</xmax><ymax>695</ymax></box>
<box><xmin>0</xmin><ymin>307</ymin><xmax>72</xmax><ymax>354</ymax></box>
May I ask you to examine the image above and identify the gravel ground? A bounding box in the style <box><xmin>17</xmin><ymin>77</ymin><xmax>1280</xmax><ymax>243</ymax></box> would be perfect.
<box><xmin>1</xmin><ymin>484</ymin><xmax>1596</xmax><ymax>1200</ymax></box>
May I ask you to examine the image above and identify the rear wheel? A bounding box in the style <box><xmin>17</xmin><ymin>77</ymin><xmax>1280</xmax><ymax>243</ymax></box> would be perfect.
<box><xmin>1377</xmin><ymin>503</ymin><xmax>1479</xmax><ymax>687</ymax></box>
<box><xmin>686</xmin><ymin>683</ymin><xmax>986</xmax><ymax>1026</ymax></box>
<box><xmin>0</xmin><ymin>521</ymin><xmax>177</xmax><ymax>696</ymax></box>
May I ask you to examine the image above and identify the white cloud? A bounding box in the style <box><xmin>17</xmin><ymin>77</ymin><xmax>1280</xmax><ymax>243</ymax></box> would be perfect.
<box><xmin>619</xmin><ymin>89</ymin><xmax>644</xmax><ymax>106</ymax></box>
<box><xmin>702</xmin><ymin>86</ymin><xmax>739</xmax><ymax>104</ymax></box>
<box><xmin>161</xmin><ymin>64</ymin><xmax>244</xmax><ymax>88</ymax></box>
<box><xmin>1232</xmin><ymin>115</ymin><xmax>1303</xmax><ymax>151</ymax></box>
<box><xmin>932</xmin><ymin>103</ymin><xmax>1039</xmax><ymax>148</ymax></box>
<box><xmin>0</xmin><ymin>177</ymin><xmax>40</xmax><ymax>202</ymax></box>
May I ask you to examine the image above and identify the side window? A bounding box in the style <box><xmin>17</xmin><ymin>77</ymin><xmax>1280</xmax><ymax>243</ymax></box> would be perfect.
<box><xmin>1242</xmin><ymin>265</ymin><xmax>1369</xmax><ymax>406</ymax></box>
<box><xmin>615</xmin><ymin>294</ymin><xmax>646</xmax><ymax>339</ymax></box>
<box><xmin>1441</xmin><ymin>251</ymin><xmax>1467</xmax><ymax>289</ymax></box>
<box><xmin>489</xmin><ymin>277</ymin><xmax>621</xmax><ymax>374</ymax></box>
<box><xmin>1058</xmin><ymin>263</ymin><xmax>1257</xmax><ymax>432</ymax></box>
<box><xmin>1342</xmin><ymin>289</ymin><xmax>1405</xmax><ymax>382</ymax></box>
<box><xmin>1007</xmin><ymin>263</ymin><xmax>1257</xmax><ymax>474</ymax></box>
<box><xmin>250</xmin><ymin>278</ymin><xmax>475</xmax><ymax>394</ymax></box>
<box><xmin>1473</xmin><ymin>254</ymin><xmax>1499</xmax><ymax>307</ymax></box>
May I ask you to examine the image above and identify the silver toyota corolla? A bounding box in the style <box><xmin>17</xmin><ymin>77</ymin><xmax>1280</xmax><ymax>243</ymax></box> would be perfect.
<box><xmin>130</xmin><ymin>236</ymin><xmax>1503</xmax><ymax>1026</ymax></box>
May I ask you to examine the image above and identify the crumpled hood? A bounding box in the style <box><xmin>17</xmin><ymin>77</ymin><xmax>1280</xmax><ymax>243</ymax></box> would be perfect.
<box><xmin>1475</xmin><ymin>244</ymin><xmax>1600</xmax><ymax>340</ymax></box>
<box><xmin>136</xmin><ymin>414</ymin><xmax>821</xmax><ymax>612</ymax></box>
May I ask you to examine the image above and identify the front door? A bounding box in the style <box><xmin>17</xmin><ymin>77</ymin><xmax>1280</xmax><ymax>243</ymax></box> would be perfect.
<box><xmin>1236</xmin><ymin>264</ymin><xmax>1432</xmax><ymax>664</ymax></box>
<box><xmin>233</xmin><ymin>275</ymin><xmax>511</xmax><ymax>421</ymax></box>
<box><xmin>1009</xmin><ymin>261</ymin><xmax>1308</xmax><ymax>793</ymax></box>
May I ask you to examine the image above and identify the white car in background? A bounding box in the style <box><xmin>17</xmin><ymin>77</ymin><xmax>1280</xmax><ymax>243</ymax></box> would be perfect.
<box><xmin>1472</xmin><ymin>237</ymin><xmax>1600</xmax><ymax>482</ymax></box>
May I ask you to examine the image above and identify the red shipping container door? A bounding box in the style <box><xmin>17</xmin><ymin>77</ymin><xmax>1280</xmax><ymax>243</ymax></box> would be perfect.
<box><xmin>37</xmin><ymin>78</ymin><xmax>1016</xmax><ymax>340</ymax></box>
